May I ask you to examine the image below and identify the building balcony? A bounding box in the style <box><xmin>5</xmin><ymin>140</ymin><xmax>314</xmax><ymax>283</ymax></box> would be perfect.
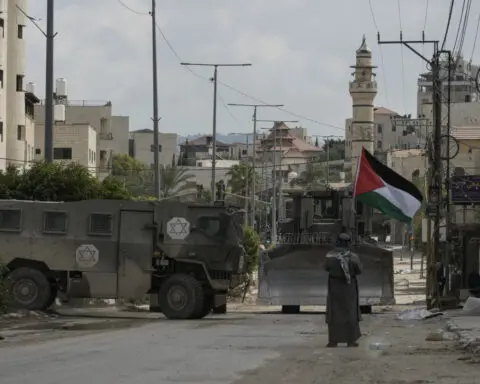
<box><xmin>99</xmin><ymin>132</ymin><xmax>113</xmax><ymax>140</ymax></box>
<box><xmin>349</xmin><ymin>81</ymin><xmax>378</xmax><ymax>92</ymax></box>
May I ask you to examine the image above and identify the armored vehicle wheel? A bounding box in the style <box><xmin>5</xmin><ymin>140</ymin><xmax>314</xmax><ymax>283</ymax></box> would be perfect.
<box><xmin>281</xmin><ymin>305</ymin><xmax>300</xmax><ymax>314</ymax></box>
<box><xmin>8</xmin><ymin>267</ymin><xmax>52</xmax><ymax>311</ymax></box>
<box><xmin>159</xmin><ymin>274</ymin><xmax>204</xmax><ymax>320</ymax></box>
<box><xmin>191</xmin><ymin>295</ymin><xmax>213</xmax><ymax>319</ymax></box>
<box><xmin>212</xmin><ymin>303</ymin><xmax>227</xmax><ymax>314</ymax></box>
<box><xmin>44</xmin><ymin>287</ymin><xmax>58</xmax><ymax>309</ymax></box>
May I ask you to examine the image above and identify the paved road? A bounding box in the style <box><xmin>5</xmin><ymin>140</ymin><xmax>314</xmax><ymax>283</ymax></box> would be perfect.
<box><xmin>0</xmin><ymin>312</ymin><xmax>320</xmax><ymax>384</ymax></box>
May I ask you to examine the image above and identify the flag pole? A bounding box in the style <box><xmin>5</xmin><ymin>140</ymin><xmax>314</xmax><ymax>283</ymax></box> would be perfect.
<box><xmin>351</xmin><ymin>148</ymin><xmax>364</xmax><ymax>243</ymax></box>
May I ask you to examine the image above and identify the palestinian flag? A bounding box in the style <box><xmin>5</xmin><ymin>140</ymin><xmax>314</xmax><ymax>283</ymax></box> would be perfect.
<box><xmin>353</xmin><ymin>148</ymin><xmax>423</xmax><ymax>223</ymax></box>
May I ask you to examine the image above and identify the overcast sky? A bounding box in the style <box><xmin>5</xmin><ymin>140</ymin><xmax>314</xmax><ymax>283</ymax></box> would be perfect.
<box><xmin>25</xmin><ymin>0</ymin><xmax>479</xmax><ymax>138</ymax></box>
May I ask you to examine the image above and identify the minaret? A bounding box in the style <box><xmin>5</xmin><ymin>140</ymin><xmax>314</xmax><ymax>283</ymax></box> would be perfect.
<box><xmin>349</xmin><ymin>35</ymin><xmax>378</xmax><ymax>182</ymax></box>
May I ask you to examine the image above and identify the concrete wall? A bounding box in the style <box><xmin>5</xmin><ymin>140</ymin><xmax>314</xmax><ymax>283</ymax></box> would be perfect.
<box><xmin>130</xmin><ymin>130</ymin><xmax>178</xmax><ymax>168</ymax></box>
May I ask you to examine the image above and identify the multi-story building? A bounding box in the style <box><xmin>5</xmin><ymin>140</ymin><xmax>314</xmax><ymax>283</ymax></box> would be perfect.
<box><xmin>128</xmin><ymin>129</ymin><xmax>178</xmax><ymax>169</ymax></box>
<box><xmin>417</xmin><ymin>56</ymin><xmax>480</xmax><ymax>129</ymax></box>
<box><xmin>34</xmin><ymin>122</ymin><xmax>97</xmax><ymax>174</ymax></box>
<box><xmin>0</xmin><ymin>0</ymin><xmax>39</xmax><ymax>171</ymax></box>
<box><xmin>35</xmin><ymin>83</ymin><xmax>130</xmax><ymax>179</ymax></box>
<box><xmin>179</xmin><ymin>135</ymin><xmax>230</xmax><ymax>165</ymax></box>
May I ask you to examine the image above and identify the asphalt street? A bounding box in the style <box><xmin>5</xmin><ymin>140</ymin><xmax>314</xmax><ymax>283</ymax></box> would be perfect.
<box><xmin>0</xmin><ymin>312</ymin><xmax>320</xmax><ymax>384</ymax></box>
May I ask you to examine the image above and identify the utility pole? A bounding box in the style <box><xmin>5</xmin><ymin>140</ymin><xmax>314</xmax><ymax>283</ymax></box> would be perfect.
<box><xmin>259</xmin><ymin>120</ymin><xmax>298</xmax><ymax>223</ymax></box>
<box><xmin>44</xmin><ymin>0</ymin><xmax>55</xmax><ymax>163</ymax></box>
<box><xmin>181</xmin><ymin>63</ymin><xmax>251</xmax><ymax>202</ymax></box>
<box><xmin>227</xmin><ymin>103</ymin><xmax>284</xmax><ymax>228</ymax></box>
<box><xmin>229</xmin><ymin>132</ymin><xmax>252</xmax><ymax>226</ymax></box>
<box><xmin>150</xmin><ymin>0</ymin><xmax>161</xmax><ymax>199</ymax></box>
<box><xmin>378</xmin><ymin>33</ymin><xmax>445</xmax><ymax>308</ymax></box>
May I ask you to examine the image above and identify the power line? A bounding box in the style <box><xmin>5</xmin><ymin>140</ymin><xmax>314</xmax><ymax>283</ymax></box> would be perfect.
<box><xmin>116</xmin><ymin>0</ymin><xmax>149</xmax><ymax>15</ymax></box>
<box><xmin>452</xmin><ymin>0</ymin><xmax>466</xmax><ymax>54</ymax></box>
<box><xmin>423</xmin><ymin>0</ymin><xmax>429</xmax><ymax>32</ymax></box>
<box><xmin>397</xmin><ymin>0</ymin><xmax>407</xmax><ymax>112</ymax></box>
<box><xmin>442</xmin><ymin>0</ymin><xmax>455</xmax><ymax>50</ymax></box>
<box><xmin>470</xmin><ymin>12</ymin><xmax>480</xmax><ymax>62</ymax></box>
<box><xmin>116</xmin><ymin>0</ymin><xmax>345</xmax><ymax>132</ymax></box>
<box><xmin>368</xmin><ymin>0</ymin><xmax>389</xmax><ymax>105</ymax></box>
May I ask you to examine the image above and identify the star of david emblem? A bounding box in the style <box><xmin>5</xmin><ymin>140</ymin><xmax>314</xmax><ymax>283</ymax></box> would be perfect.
<box><xmin>78</xmin><ymin>246</ymin><xmax>97</xmax><ymax>262</ymax></box>
<box><xmin>166</xmin><ymin>217</ymin><xmax>190</xmax><ymax>240</ymax></box>
<box><xmin>75</xmin><ymin>244</ymin><xmax>99</xmax><ymax>268</ymax></box>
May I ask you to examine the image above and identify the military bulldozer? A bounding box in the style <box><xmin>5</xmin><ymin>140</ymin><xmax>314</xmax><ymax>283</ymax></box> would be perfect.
<box><xmin>257</xmin><ymin>185</ymin><xmax>395</xmax><ymax>314</ymax></box>
<box><xmin>0</xmin><ymin>199</ymin><xmax>246</xmax><ymax>319</ymax></box>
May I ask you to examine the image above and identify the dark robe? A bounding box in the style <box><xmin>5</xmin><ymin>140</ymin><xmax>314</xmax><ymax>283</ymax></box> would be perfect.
<box><xmin>324</xmin><ymin>248</ymin><xmax>362</xmax><ymax>344</ymax></box>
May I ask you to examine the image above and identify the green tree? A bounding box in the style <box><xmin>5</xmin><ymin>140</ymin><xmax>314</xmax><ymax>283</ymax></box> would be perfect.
<box><xmin>243</xmin><ymin>226</ymin><xmax>260</xmax><ymax>276</ymax></box>
<box><xmin>111</xmin><ymin>153</ymin><xmax>148</xmax><ymax>177</ymax></box>
<box><xmin>0</xmin><ymin>162</ymin><xmax>131</xmax><ymax>201</ymax></box>
<box><xmin>160</xmin><ymin>165</ymin><xmax>194</xmax><ymax>198</ymax></box>
<box><xmin>227</xmin><ymin>163</ymin><xmax>258</xmax><ymax>195</ymax></box>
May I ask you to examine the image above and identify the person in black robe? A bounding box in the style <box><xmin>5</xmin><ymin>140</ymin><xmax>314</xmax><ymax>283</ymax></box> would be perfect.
<box><xmin>324</xmin><ymin>233</ymin><xmax>362</xmax><ymax>347</ymax></box>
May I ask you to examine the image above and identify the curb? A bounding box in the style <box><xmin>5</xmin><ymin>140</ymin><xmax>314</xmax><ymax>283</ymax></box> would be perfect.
<box><xmin>445</xmin><ymin>318</ymin><xmax>480</xmax><ymax>355</ymax></box>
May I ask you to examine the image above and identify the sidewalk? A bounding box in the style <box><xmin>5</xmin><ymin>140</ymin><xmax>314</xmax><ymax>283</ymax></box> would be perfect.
<box><xmin>446</xmin><ymin>311</ymin><xmax>480</xmax><ymax>354</ymax></box>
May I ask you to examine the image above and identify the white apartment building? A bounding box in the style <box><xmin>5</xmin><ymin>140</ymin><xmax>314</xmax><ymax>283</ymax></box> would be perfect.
<box><xmin>35</xmin><ymin>86</ymin><xmax>130</xmax><ymax>179</ymax></box>
<box><xmin>0</xmin><ymin>0</ymin><xmax>38</xmax><ymax>170</ymax></box>
<box><xmin>34</xmin><ymin>122</ymin><xmax>97</xmax><ymax>174</ymax></box>
<box><xmin>129</xmin><ymin>129</ymin><xmax>178</xmax><ymax>168</ymax></box>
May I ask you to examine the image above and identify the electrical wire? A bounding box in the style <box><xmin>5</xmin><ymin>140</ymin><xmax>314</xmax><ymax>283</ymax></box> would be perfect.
<box><xmin>368</xmin><ymin>0</ymin><xmax>389</xmax><ymax>106</ymax></box>
<box><xmin>116</xmin><ymin>0</ymin><xmax>346</xmax><ymax>132</ymax></box>
<box><xmin>396</xmin><ymin>0</ymin><xmax>407</xmax><ymax>112</ymax></box>
<box><xmin>469</xmin><ymin>12</ymin><xmax>480</xmax><ymax>62</ymax></box>
<box><xmin>116</xmin><ymin>0</ymin><xmax>149</xmax><ymax>15</ymax></box>
<box><xmin>442</xmin><ymin>0</ymin><xmax>455</xmax><ymax>50</ymax></box>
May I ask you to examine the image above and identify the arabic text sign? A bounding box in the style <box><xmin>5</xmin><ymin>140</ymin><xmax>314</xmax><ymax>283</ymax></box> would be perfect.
<box><xmin>450</xmin><ymin>175</ymin><xmax>480</xmax><ymax>204</ymax></box>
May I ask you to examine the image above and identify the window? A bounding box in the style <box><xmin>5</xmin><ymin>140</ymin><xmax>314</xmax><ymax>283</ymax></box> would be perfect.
<box><xmin>241</xmin><ymin>149</ymin><xmax>247</xmax><ymax>155</ymax></box>
<box><xmin>0</xmin><ymin>209</ymin><xmax>22</xmax><ymax>232</ymax></box>
<box><xmin>377</xmin><ymin>124</ymin><xmax>383</xmax><ymax>134</ymax></box>
<box><xmin>196</xmin><ymin>216</ymin><xmax>228</xmax><ymax>239</ymax></box>
<box><xmin>16</xmin><ymin>75</ymin><xmax>23</xmax><ymax>92</ymax></box>
<box><xmin>43</xmin><ymin>211</ymin><xmax>67</xmax><ymax>234</ymax></box>
<box><xmin>88</xmin><ymin>213</ymin><xmax>113</xmax><ymax>236</ymax></box>
<box><xmin>150</xmin><ymin>144</ymin><xmax>162</xmax><ymax>152</ymax></box>
<box><xmin>17</xmin><ymin>125</ymin><xmax>24</xmax><ymax>140</ymax></box>
<box><xmin>0</xmin><ymin>19</ymin><xmax>4</xmax><ymax>38</ymax></box>
<box><xmin>35</xmin><ymin>148</ymin><xmax>41</xmax><ymax>155</ymax></box>
<box><xmin>377</xmin><ymin>140</ymin><xmax>382</xmax><ymax>150</ymax></box>
<box><xmin>0</xmin><ymin>121</ymin><xmax>3</xmax><ymax>142</ymax></box>
<box><xmin>17</xmin><ymin>25</ymin><xmax>24</xmax><ymax>39</ymax></box>
<box><xmin>391</xmin><ymin>124</ymin><xmax>396</xmax><ymax>132</ymax></box>
<box><xmin>0</xmin><ymin>70</ymin><xmax>3</xmax><ymax>88</ymax></box>
<box><xmin>53</xmin><ymin>147</ymin><xmax>72</xmax><ymax>160</ymax></box>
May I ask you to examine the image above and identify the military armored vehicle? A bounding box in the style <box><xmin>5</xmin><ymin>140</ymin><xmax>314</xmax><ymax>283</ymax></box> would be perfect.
<box><xmin>257</xmin><ymin>185</ymin><xmax>395</xmax><ymax>313</ymax></box>
<box><xmin>0</xmin><ymin>199</ymin><xmax>245</xmax><ymax>319</ymax></box>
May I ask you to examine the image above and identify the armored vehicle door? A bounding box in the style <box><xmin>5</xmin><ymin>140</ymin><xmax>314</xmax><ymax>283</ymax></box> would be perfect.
<box><xmin>117</xmin><ymin>209</ymin><xmax>154</xmax><ymax>299</ymax></box>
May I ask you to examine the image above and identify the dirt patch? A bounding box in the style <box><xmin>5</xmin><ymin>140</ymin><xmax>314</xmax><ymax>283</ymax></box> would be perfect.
<box><xmin>233</xmin><ymin>314</ymin><xmax>479</xmax><ymax>384</ymax></box>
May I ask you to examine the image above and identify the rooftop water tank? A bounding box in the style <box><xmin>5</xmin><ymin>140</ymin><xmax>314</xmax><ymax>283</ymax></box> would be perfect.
<box><xmin>54</xmin><ymin>104</ymin><xmax>65</xmax><ymax>122</ymax></box>
<box><xmin>55</xmin><ymin>78</ymin><xmax>67</xmax><ymax>97</ymax></box>
<box><xmin>26</xmin><ymin>82</ymin><xmax>36</xmax><ymax>94</ymax></box>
